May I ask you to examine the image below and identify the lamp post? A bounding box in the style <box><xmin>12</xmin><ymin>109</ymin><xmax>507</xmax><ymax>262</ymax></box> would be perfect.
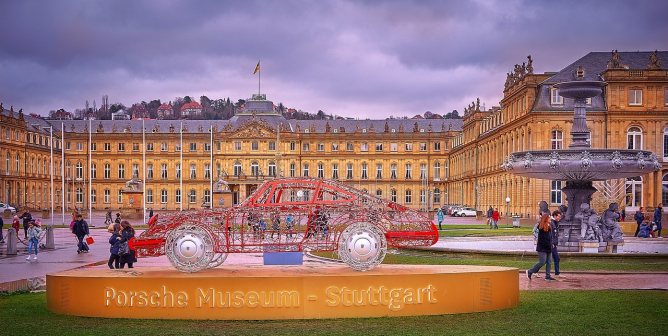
<box><xmin>505</xmin><ymin>197</ymin><xmax>511</xmax><ymax>227</ymax></box>
<box><xmin>476</xmin><ymin>185</ymin><xmax>484</xmax><ymax>211</ymax></box>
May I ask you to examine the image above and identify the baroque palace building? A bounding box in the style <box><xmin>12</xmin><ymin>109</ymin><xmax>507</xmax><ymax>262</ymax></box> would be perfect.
<box><xmin>1</xmin><ymin>51</ymin><xmax>667</xmax><ymax>220</ymax></box>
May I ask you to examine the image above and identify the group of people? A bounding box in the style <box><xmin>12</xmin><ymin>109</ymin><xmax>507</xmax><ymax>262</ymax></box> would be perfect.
<box><xmin>107</xmin><ymin>220</ymin><xmax>137</xmax><ymax>269</ymax></box>
<box><xmin>487</xmin><ymin>207</ymin><xmax>501</xmax><ymax>229</ymax></box>
<box><xmin>634</xmin><ymin>204</ymin><xmax>664</xmax><ymax>238</ymax></box>
<box><xmin>0</xmin><ymin>209</ymin><xmax>43</xmax><ymax>260</ymax></box>
<box><xmin>528</xmin><ymin>210</ymin><xmax>563</xmax><ymax>281</ymax></box>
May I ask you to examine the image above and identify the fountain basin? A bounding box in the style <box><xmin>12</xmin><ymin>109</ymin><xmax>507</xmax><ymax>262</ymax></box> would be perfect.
<box><xmin>503</xmin><ymin>149</ymin><xmax>660</xmax><ymax>181</ymax></box>
<box><xmin>554</xmin><ymin>80</ymin><xmax>607</xmax><ymax>100</ymax></box>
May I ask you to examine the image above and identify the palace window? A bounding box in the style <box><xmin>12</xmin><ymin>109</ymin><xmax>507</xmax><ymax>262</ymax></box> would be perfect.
<box><xmin>146</xmin><ymin>189</ymin><xmax>153</xmax><ymax>204</ymax></box>
<box><xmin>175</xmin><ymin>164</ymin><xmax>181</xmax><ymax>179</ymax></box>
<box><xmin>551</xmin><ymin>130</ymin><xmax>563</xmax><ymax>149</ymax></box>
<box><xmin>290</xmin><ymin>163</ymin><xmax>296</xmax><ymax>177</ymax></box>
<box><xmin>161</xmin><ymin>189</ymin><xmax>168</xmax><ymax>204</ymax></box>
<box><xmin>390</xmin><ymin>143</ymin><xmax>398</xmax><ymax>152</ymax></box>
<box><xmin>627</xmin><ymin>127</ymin><xmax>643</xmax><ymax>150</ymax></box>
<box><xmin>376</xmin><ymin>143</ymin><xmax>383</xmax><ymax>151</ymax></box>
<box><xmin>205</xmin><ymin>163</ymin><xmax>211</xmax><ymax>179</ymax></box>
<box><xmin>434</xmin><ymin>142</ymin><xmax>441</xmax><ymax>151</ymax></box>
<box><xmin>76</xmin><ymin>142</ymin><xmax>83</xmax><ymax>151</ymax></box>
<box><xmin>376</xmin><ymin>189</ymin><xmax>383</xmax><ymax>198</ymax></box>
<box><xmin>376</xmin><ymin>164</ymin><xmax>383</xmax><ymax>179</ymax></box>
<box><xmin>361</xmin><ymin>163</ymin><xmax>368</xmax><ymax>180</ymax></box>
<box><xmin>550</xmin><ymin>88</ymin><xmax>563</xmax><ymax>105</ymax></box>
<box><xmin>132</xmin><ymin>164</ymin><xmax>139</xmax><ymax>178</ymax></box>
<box><xmin>175</xmin><ymin>189</ymin><xmax>181</xmax><ymax>204</ymax></box>
<box><xmin>190</xmin><ymin>164</ymin><xmax>196</xmax><ymax>179</ymax></box>
<box><xmin>346</xmin><ymin>163</ymin><xmax>353</xmax><ymax>180</ymax></box>
<box><xmin>104</xmin><ymin>164</ymin><xmax>110</xmax><ymax>179</ymax></box>
<box><xmin>361</xmin><ymin>143</ymin><xmax>368</xmax><ymax>152</ymax></box>
<box><xmin>91</xmin><ymin>189</ymin><xmax>96</xmax><ymax>203</ymax></box>
<box><xmin>161</xmin><ymin>164</ymin><xmax>168</xmax><ymax>179</ymax></box>
<box><xmin>269</xmin><ymin>141</ymin><xmax>276</xmax><ymax>151</ymax></box>
<box><xmin>420</xmin><ymin>143</ymin><xmax>427</xmax><ymax>151</ymax></box>
<box><xmin>118</xmin><ymin>164</ymin><xmax>125</xmax><ymax>179</ymax></box>
<box><xmin>147</xmin><ymin>164</ymin><xmax>153</xmax><ymax>179</ymax></box>
<box><xmin>104</xmin><ymin>143</ymin><xmax>110</xmax><ymax>151</ymax></box>
<box><xmin>204</xmin><ymin>143</ymin><xmax>211</xmax><ymax>152</ymax></box>
<box><xmin>332</xmin><ymin>164</ymin><xmax>339</xmax><ymax>180</ymax></box>
<box><xmin>233</xmin><ymin>162</ymin><xmax>242</xmax><ymax>176</ymax></box>
<box><xmin>147</xmin><ymin>143</ymin><xmax>154</xmax><ymax>151</ymax></box>
<box><xmin>251</xmin><ymin>162</ymin><xmax>259</xmax><ymax>176</ymax></box>
<box><xmin>302</xmin><ymin>163</ymin><xmax>309</xmax><ymax>177</ymax></box>
<box><xmin>133</xmin><ymin>143</ymin><xmax>140</xmax><ymax>151</ymax></box>
<box><xmin>317</xmin><ymin>143</ymin><xmax>324</xmax><ymax>151</ymax></box>
<box><xmin>626</xmin><ymin>176</ymin><xmax>643</xmax><ymax>208</ymax></box>
<box><xmin>629</xmin><ymin>89</ymin><xmax>642</xmax><ymax>106</ymax></box>
<box><xmin>331</xmin><ymin>143</ymin><xmax>339</xmax><ymax>151</ymax></box>
<box><xmin>551</xmin><ymin>181</ymin><xmax>563</xmax><ymax>204</ymax></box>
<box><xmin>190</xmin><ymin>143</ymin><xmax>197</xmax><ymax>152</ymax></box>
<box><xmin>290</xmin><ymin>142</ymin><xmax>296</xmax><ymax>151</ymax></box>
<box><xmin>317</xmin><ymin>163</ymin><xmax>324</xmax><ymax>178</ymax></box>
<box><xmin>268</xmin><ymin>162</ymin><xmax>276</xmax><ymax>177</ymax></box>
<box><xmin>420</xmin><ymin>163</ymin><xmax>427</xmax><ymax>179</ymax></box>
<box><xmin>204</xmin><ymin>189</ymin><xmax>211</xmax><ymax>205</ymax></box>
<box><xmin>391</xmin><ymin>189</ymin><xmax>397</xmax><ymax>202</ymax></box>
<box><xmin>91</xmin><ymin>164</ymin><xmax>96</xmax><ymax>179</ymax></box>
<box><xmin>251</xmin><ymin>141</ymin><xmax>258</xmax><ymax>151</ymax></box>
<box><xmin>405</xmin><ymin>163</ymin><xmax>412</xmax><ymax>180</ymax></box>
<box><xmin>175</xmin><ymin>143</ymin><xmax>181</xmax><ymax>152</ymax></box>
<box><xmin>104</xmin><ymin>189</ymin><xmax>110</xmax><ymax>203</ymax></box>
<box><xmin>90</xmin><ymin>143</ymin><xmax>96</xmax><ymax>151</ymax></box>
<box><xmin>346</xmin><ymin>142</ymin><xmax>354</xmax><ymax>151</ymax></box>
<box><xmin>76</xmin><ymin>188</ymin><xmax>83</xmax><ymax>204</ymax></box>
<box><xmin>189</xmin><ymin>189</ymin><xmax>196</xmax><ymax>204</ymax></box>
<box><xmin>405</xmin><ymin>143</ymin><xmax>413</xmax><ymax>151</ymax></box>
<box><xmin>116</xmin><ymin>189</ymin><xmax>123</xmax><ymax>203</ymax></box>
<box><xmin>390</xmin><ymin>164</ymin><xmax>397</xmax><ymax>180</ymax></box>
<box><xmin>420</xmin><ymin>189</ymin><xmax>426</xmax><ymax>205</ymax></box>
<box><xmin>434</xmin><ymin>188</ymin><xmax>441</xmax><ymax>204</ymax></box>
<box><xmin>663</xmin><ymin>126</ymin><xmax>668</xmax><ymax>158</ymax></box>
<box><xmin>405</xmin><ymin>189</ymin><xmax>412</xmax><ymax>204</ymax></box>
<box><xmin>302</xmin><ymin>143</ymin><xmax>310</xmax><ymax>151</ymax></box>
<box><xmin>217</xmin><ymin>142</ymin><xmax>221</xmax><ymax>151</ymax></box>
<box><xmin>161</xmin><ymin>142</ymin><xmax>168</xmax><ymax>151</ymax></box>
<box><xmin>662</xmin><ymin>174</ymin><xmax>668</xmax><ymax>205</ymax></box>
<box><xmin>118</xmin><ymin>143</ymin><xmax>125</xmax><ymax>151</ymax></box>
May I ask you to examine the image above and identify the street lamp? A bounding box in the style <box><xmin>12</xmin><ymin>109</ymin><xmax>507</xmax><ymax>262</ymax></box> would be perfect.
<box><xmin>505</xmin><ymin>197</ymin><xmax>511</xmax><ymax>227</ymax></box>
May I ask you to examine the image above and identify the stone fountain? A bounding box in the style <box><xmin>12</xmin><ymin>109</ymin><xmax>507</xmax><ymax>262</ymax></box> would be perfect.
<box><xmin>502</xmin><ymin>73</ymin><xmax>661</xmax><ymax>252</ymax></box>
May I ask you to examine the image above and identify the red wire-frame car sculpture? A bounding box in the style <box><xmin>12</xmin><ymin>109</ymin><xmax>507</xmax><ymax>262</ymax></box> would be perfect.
<box><xmin>129</xmin><ymin>178</ymin><xmax>438</xmax><ymax>272</ymax></box>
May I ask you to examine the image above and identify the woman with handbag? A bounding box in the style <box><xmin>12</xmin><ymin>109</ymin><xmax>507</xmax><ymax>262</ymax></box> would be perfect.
<box><xmin>118</xmin><ymin>221</ymin><xmax>137</xmax><ymax>269</ymax></box>
<box><xmin>108</xmin><ymin>223</ymin><xmax>122</xmax><ymax>269</ymax></box>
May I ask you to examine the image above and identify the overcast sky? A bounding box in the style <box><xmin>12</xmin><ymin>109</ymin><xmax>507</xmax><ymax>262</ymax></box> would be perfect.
<box><xmin>1</xmin><ymin>0</ymin><xmax>666</xmax><ymax>119</ymax></box>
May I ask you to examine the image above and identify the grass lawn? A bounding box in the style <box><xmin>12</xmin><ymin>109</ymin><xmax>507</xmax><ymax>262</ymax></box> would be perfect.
<box><xmin>1</xmin><ymin>291</ymin><xmax>666</xmax><ymax>335</ymax></box>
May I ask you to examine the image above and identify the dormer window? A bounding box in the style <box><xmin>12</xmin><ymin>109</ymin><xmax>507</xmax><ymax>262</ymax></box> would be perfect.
<box><xmin>362</xmin><ymin>128</ymin><xmax>367</xmax><ymax>133</ymax></box>
<box><xmin>304</xmin><ymin>129</ymin><xmax>310</xmax><ymax>133</ymax></box>
<box><xmin>576</xmin><ymin>66</ymin><xmax>585</xmax><ymax>79</ymax></box>
<box><xmin>551</xmin><ymin>87</ymin><xmax>563</xmax><ymax>105</ymax></box>
<box><xmin>420</xmin><ymin>128</ymin><xmax>425</xmax><ymax>132</ymax></box>
<box><xmin>391</xmin><ymin>128</ymin><xmax>396</xmax><ymax>133</ymax></box>
<box><xmin>333</xmin><ymin>128</ymin><xmax>339</xmax><ymax>133</ymax></box>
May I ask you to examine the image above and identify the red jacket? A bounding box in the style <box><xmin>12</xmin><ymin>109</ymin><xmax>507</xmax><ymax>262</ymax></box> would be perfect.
<box><xmin>492</xmin><ymin>211</ymin><xmax>500</xmax><ymax>221</ymax></box>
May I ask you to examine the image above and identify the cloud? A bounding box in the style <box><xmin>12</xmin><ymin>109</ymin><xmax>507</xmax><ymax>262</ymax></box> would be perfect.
<box><xmin>0</xmin><ymin>0</ymin><xmax>666</xmax><ymax>118</ymax></box>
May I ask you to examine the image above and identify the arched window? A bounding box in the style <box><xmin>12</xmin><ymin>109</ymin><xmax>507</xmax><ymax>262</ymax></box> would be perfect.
<box><xmin>146</xmin><ymin>189</ymin><xmax>153</xmax><ymax>203</ymax></box>
<box><xmin>627</xmin><ymin>127</ymin><xmax>642</xmax><ymax>150</ymax></box>
<box><xmin>376</xmin><ymin>189</ymin><xmax>383</xmax><ymax>197</ymax></box>
<box><xmin>434</xmin><ymin>188</ymin><xmax>441</xmax><ymax>204</ymax></box>
<box><xmin>104</xmin><ymin>164</ymin><xmax>110</xmax><ymax>179</ymax></box>
<box><xmin>302</xmin><ymin>163</ymin><xmax>309</xmax><ymax>177</ymax></box>
<box><xmin>268</xmin><ymin>161</ymin><xmax>276</xmax><ymax>177</ymax></box>
<box><xmin>251</xmin><ymin>141</ymin><xmax>258</xmax><ymax>151</ymax></box>
<box><xmin>251</xmin><ymin>161</ymin><xmax>259</xmax><ymax>176</ymax></box>
<box><xmin>391</xmin><ymin>189</ymin><xmax>397</xmax><ymax>202</ymax></box>
<box><xmin>175</xmin><ymin>189</ymin><xmax>181</xmax><ymax>204</ymax></box>
<box><xmin>37</xmin><ymin>159</ymin><xmax>41</xmax><ymax>174</ymax></box>
<box><xmin>190</xmin><ymin>164</ymin><xmax>196</xmax><ymax>179</ymax></box>
<box><xmin>76</xmin><ymin>188</ymin><xmax>83</xmax><ymax>204</ymax></box>
<box><xmin>433</xmin><ymin>162</ymin><xmax>441</xmax><ymax>180</ymax></box>
<box><xmin>233</xmin><ymin>161</ymin><xmax>242</xmax><ymax>176</ymax></box>
<box><xmin>625</xmin><ymin>176</ymin><xmax>643</xmax><ymax>208</ymax></box>
<box><xmin>118</xmin><ymin>163</ymin><xmax>125</xmax><ymax>179</ymax></box>
<box><xmin>405</xmin><ymin>189</ymin><xmax>412</xmax><ymax>204</ymax></box>
<box><xmin>317</xmin><ymin>163</ymin><xmax>324</xmax><ymax>178</ymax></box>
<box><xmin>189</xmin><ymin>189</ymin><xmax>197</xmax><ymax>204</ymax></box>
<box><xmin>662</xmin><ymin>174</ymin><xmax>668</xmax><ymax>206</ymax></box>
<box><xmin>204</xmin><ymin>189</ymin><xmax>211</xmax><ymax>204</ymax></box>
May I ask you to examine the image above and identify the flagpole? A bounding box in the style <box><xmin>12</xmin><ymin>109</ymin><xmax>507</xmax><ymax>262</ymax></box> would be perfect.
<box><xmin>258</xmin><ymin>61</ymin><xmax>261</xmax><ymax>95</ymax></box>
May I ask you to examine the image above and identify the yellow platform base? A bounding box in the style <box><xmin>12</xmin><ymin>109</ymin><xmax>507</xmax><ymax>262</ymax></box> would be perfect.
<box><xmin>47</xmin><ymin>265</ymin><xmax>519</xmax><ymax>320</ymax></box>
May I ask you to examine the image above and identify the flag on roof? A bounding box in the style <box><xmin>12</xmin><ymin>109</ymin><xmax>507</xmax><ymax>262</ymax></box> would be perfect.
<box><xmin>253</xmin><ymin>61</ymin><xmax>260</xmax><ymax>74</ymax></box>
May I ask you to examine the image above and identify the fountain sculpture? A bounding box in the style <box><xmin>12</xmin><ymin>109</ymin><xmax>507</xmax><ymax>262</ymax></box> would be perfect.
<box><xmin>503</xmin><ymin>70</ymin><xmax>661</xmax><ymax>252</ymax></box>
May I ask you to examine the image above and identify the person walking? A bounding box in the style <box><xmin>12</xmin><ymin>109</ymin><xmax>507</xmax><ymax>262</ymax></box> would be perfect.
<box><xmin>654</xmin><ymin>204</ymin><xmax>663</xmax><ymax>238</ymax></box>
<box><xmin>12</xmin><ymin>215</ymin><xmax>21</xmax><ymax>240</ymax></box>
<box><xmin>71</xmin><ymin>207</ymin><xmax>79</xmax><ymax>223</ymax></box>
<box><xmin>114</xmin><ymin>213</ymin><xmax>122</xmax><ymax>224</ymax></box>
<box><xmin>26</xmin><ymin>220</ymin><xmax>42</xmax><ymax>261</ymax></box>
<box><xmin>148</xmin><ymin>208</ymin><xmax>154</xmax><ymax>224</ymax></box>
<box><xmin>634</xmin><ymin>207</ymin><xmax>645</xmax><ymax>237</ymax></box>
<box><xmin>72</xmin><ymin>214</ymin><xmax>90</xmax><ymax>254</ymax></box>
<box><xmin>437</xmin><ymin>208</ymin><xmax>444</xmax><ymax>230</ymax></box>
<box><xmin>527</xmin><ymin>214</ymin><xmax>556</xmax><ymax>281</ymax></box>
<box><xmin>105</xmin><ymin>210</ymin><xmax>112</xmax><ymax>225</ymax></box>
<box><xmin>0</xmin><ymin>216</ymin><xmax>4</xmax><ymax>243</ymax></box>
<box><xmin>492</xmin><ymin>208</ymin><xmax>500</xmax><ymax>229</ymax></box>
<box><xmin>487</xmin><ymin>206</ymin><xmax>494</xmax><ymax>229</ymax></box>
<box><xmin>119</xmin><ymin>221</ymin><xmax>137</xmax><ymax>268</ymax></box>
<box><xmin>108</xmin><ymin>223</ymin><xmax>122</xmax><ymax>269</ymax></box>
<box><xmin>19</xmin><ymin>209</ymin><xmax>33</xmax><ymax>238</ymax></box>
<box><xmin>550</xmin><ymin>210</ymin><xmax>563</xmax><ymax>277</ymax></box>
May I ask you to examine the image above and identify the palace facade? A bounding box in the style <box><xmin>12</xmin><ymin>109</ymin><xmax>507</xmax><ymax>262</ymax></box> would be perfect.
<box><xmin>1</xmin><ymin>51</ymin><xmax>667</xmax><ymax>220</ymax></box>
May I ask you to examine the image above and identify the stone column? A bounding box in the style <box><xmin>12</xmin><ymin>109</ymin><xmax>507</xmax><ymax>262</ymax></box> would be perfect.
<box><xmin>6</xmin><ymin>228</ymin><xmax>17</xmax><ymax>255</ymax></box>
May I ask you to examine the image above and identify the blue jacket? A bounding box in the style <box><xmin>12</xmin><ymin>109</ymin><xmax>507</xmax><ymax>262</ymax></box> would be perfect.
<box><xmin>437</xmin><ymin>211</ymin><xmax>444</xmax><ymax>221</ymax></box>
<box><xmin>654</xmin><ymin>207</ymin><xmax>663</xmax><ymax>223</ymax></box>
<box><xmin>109</xmin><ymin>232</ymin><xmax>121</xmax><ymax>254</ymax></box>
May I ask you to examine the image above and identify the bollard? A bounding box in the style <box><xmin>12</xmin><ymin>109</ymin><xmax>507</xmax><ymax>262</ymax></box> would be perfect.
<box><xmin>6</xmin><ymin>228</ymin><xmax>17</xmax><ymax>255</ymax></box>
<box><xmin>45</xmin><ymin>224</ymin><xmax>55</xmax><ymax>249</ymax></box>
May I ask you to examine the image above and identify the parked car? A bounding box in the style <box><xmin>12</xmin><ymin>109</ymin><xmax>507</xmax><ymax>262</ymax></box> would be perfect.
<box><xmin>454</xmin><ymin>207</ymin><xmax>477</xmax><ymax>217</ymax></box>
<box><xmin>449</xmin><ymin>206</ymin><xmax>462</xmax><ymax>216</ymax></box>
<box><xmin>0</xmin><ymin>203</ymin><xmax>16</xmax><ymax>214</ymax></box>
<box><xmin>130</xmin><ymin>177</ymin><xmax>439</xmax><ymax>273</ymax></box>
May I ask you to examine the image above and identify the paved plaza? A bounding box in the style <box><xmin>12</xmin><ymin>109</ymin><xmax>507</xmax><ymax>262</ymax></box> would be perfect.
<box><xmin>1</xmin><ymin>211</ymin><xmax>667</xmax><ymax>292</ymax></box>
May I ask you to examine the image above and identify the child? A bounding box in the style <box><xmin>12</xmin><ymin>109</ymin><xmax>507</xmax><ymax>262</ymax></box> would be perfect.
<box><xmin>26</xmin><ymin>220</ymin><xmax>42</xmax><ymax>260</ymax></box>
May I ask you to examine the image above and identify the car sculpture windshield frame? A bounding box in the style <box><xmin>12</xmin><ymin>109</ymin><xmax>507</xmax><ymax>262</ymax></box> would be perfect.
<box><xmin>130</xmin><ymin>178</ymin><xmax>438</xmax><ymax>272</ymax></box>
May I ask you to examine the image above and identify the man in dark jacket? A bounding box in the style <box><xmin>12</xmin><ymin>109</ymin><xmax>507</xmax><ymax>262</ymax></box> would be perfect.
<box><xmin>487</xmin><ymin>206</ymin><xmax>494</xmax><ymax>229</ymax></box>
<box><xmin>19</xmin><ymin>209</ymin><xmax>33</xmax><ymax>238</ymax></box>
<box><xmin>73</xmin><ymin>214</ymin><xmax>90</xmax><ymax>253</ymax></box>
<box><xmin>550</xmin><ymin>210</ymin><xmax>563</xmax><ymax>277</ymax></box>
<box><xmin>655</xmin><ymin>204</ymin><xmax>663</xmax><ymax>238</ymax></box>
<box><xmin>0</xmin><ymin>216</ymin><xmax>4</xmax><ymax>243</ymax></box>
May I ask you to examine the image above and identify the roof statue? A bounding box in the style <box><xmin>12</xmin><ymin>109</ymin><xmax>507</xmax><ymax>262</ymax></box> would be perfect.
<box><xmin>369</xmin><ymin>123</ymin><xmax>375</xmax><ymax>132</ymax></box>
<box><xmin>607</xmin><ymin>49</ymin><xmax>623</xmax><ymax>69</ymax></box>
<box><xmin>527</xmin><ymin>55</ymin><xmax>534</xmax><ymax>74</ymax></box>
<box><xmin>9</xmin><ymin>106</ymin><xmax>14</xmax><ymax>118</ymax></box>
<box><xmin>648</xmin><ymin>50</ymin><xmax>661</xmax><ymax>69</ymax></box>
<box><xmin>384</xmin><ymin>122</ymin><xmax>389</xmax><ymax>133</ymax></box>
<box><xmin>413</xmin><ymin>122</ymin><xmax>419</xmax><ymax>132</ymax></box>
<box><xmin>83</xmin><ymin>123</ymin><xmax>88</xmax><ymax>133</ymax></box>
<box><xmin>169</xmin><ymin>124</ymin><xmax>175</xmax><ymax>132</ymax></box>
<box><xmin>97</xmin><ymin>122</ymin><xmax>104</xmax><ymax>132</ymax></box>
